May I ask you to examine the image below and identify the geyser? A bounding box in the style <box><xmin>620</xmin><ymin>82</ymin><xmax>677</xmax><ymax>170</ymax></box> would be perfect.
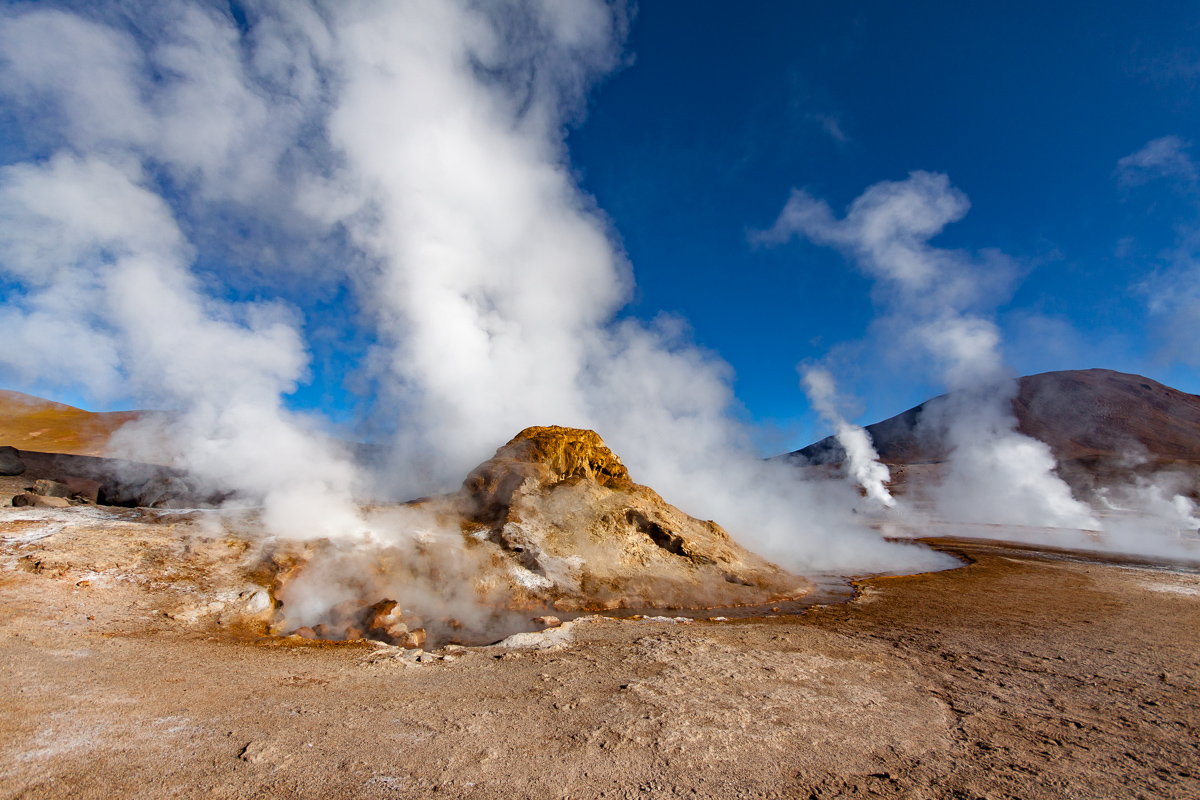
<box><xmin>274</xmin><ymin>425</ymin><xmax>815</xmax><ymax>645</ymax></box>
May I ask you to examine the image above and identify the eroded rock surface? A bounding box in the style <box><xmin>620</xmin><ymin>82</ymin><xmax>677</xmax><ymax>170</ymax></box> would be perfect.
<box><xmin>449</xmin><ymin>425</ymin><xmax>810</xmax><ymax>611</ymax></box>
<box><xmin>268</xmin><ymin>427</ymin><xmax>810</xmax><ymax>646</ymax></box>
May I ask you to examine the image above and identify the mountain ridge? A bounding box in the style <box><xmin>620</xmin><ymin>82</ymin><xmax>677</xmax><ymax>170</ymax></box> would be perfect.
<box><xmin>790</xmin><ymin>368</ymin><xmax>1200</xmax><ymax>468</ymax></box>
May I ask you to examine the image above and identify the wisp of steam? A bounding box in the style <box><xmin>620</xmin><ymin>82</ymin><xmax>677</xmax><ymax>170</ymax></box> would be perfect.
<box><xmin>800</xmin><ymin>366</ymin><xmax>894</xmax><ymax>508</ymax></box>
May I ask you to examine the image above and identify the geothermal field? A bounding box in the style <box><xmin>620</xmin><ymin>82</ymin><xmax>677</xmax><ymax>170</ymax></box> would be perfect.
<box><xmin>2</xmin><ymin>373</ymin><xmax>1200</xmax><ymax>799</ymax></box>
<box><xmin>2</xmin><ymin>2</ymin><xmax>1200</xmax><ymax>798</ymax></box>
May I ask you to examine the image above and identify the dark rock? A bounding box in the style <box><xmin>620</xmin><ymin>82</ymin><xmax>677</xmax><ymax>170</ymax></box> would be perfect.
<box><xmin>12</xmin><ymin>493</ymin><xmax>70</xmax><ymax>508</ymax></box>
<box><xmin>62</xmin><ymin>476</ymin><xmax>101</xmax><ymax>503</ymax></box>
<box><xmin>100</xmin><ymin>475</ymin><xmax>198</xmax><ymax>508</ymax></box>
<box><xmin>0</xmin><ymin>446</ymin><xmax>25</xmax><ymax>476</ymax></box>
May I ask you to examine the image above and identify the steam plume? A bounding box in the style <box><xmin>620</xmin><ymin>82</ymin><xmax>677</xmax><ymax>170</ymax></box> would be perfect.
<box><xmin>759</xmin><ymin>172</ymin><xmax>1100</xmax><ymax>531</ymax></box>
<box><xmin>0</xmin><ymin>0</ymin><xmax>956</xmax><ymax>589</ymax></box>
<box><xmin>800</xmin><ymin>366</ymin><xmax>894</xmax><ymax>508</ymax></box>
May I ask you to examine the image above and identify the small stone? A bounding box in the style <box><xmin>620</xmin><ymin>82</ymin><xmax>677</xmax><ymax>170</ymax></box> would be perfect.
<box><xmin>312</xmin><ymin>623</ymin><xmax>337</xmax><ymax>639</ymax></box>
<box><xmin>399</xmin><ymin>628</ymin><xmax>427</xmax><ymax>649</ymax></box>
<box><xmin>34</xmin><ymin>479</ymin><xmax>72</xmax><ymax>498</ymax></box>
<box><xmin>532</xmin><ymin>615</ymin><xmax>561</xmax><ymax>627</ymax></box>
<box><xmin>294</xmin><ymin>626</ymin><xmax>316</xmax><ymax>639</ymax></box>
<box><xmin>12</xmin><ymin>494</ymin><xmax>70</xmax><ymax>508</ymax></box>
<box><xmin>364</xmin><ymin>599</ymin><xmax>410</xmax><ymax>643</ymax></box>
<box><xmin>76</xmin><ymin>580</ymin><xmax>90</xmax><ymax>587</ymax></box>
<box><xmin>382</xmin><ymin>621</ymin><xmax>409</xmax><ymax>639</ymax></box>
<box><xmin>365</xmin><ymin>599</ymin><xmax>399</xmax><ymax>624</ymax></box>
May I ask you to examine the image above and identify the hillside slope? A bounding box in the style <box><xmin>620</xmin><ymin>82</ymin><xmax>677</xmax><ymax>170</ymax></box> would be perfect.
<box><xmin>0</xmin><ymin>390</ymin><xmax>146</xmax><ymax>457</ymax></box>
<box><xmin>791</xmin><ymin>369</ymin><xmax>1200</xmax><ymax>468</ymax></box>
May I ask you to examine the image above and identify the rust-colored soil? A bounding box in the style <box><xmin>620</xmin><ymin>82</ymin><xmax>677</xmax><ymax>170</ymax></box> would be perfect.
<box><xmin>1</xmin><ymin>522</ymin><xmax>1197</xmax><ymax>799</ymax></box>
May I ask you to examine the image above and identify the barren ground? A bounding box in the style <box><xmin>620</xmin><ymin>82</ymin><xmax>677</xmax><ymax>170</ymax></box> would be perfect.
<box><xmin>1</xmin><ymin>518</ymin><xmax>1198</xmax><ymax>799</ymax></box>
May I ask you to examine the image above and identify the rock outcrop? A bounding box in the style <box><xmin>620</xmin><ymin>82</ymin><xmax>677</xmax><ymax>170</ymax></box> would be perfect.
<box><xmin>272</xmin><ymin>426</ymin><xmax>810</xmax><ymax>646</ymax></box>
<box><xmin>452</xmin><ymin>426</ymin><xmax>810</xmax><ymax>611</ymax></box>
<box><xmin>0</xmin><ymin>445</ymin><xmax>24</xmax><ymax>476</ymax></box>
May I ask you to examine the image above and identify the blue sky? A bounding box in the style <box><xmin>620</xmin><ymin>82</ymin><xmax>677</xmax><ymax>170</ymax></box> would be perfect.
<box><xmin>566</xmin><ymin>1</ymin><xmax>1200</xmax><ymax>444</ymax></box>
<box><xmin>2</xmin><ymin>1</ymin><xmax>1199</xmax><ymax>457</ymax></box>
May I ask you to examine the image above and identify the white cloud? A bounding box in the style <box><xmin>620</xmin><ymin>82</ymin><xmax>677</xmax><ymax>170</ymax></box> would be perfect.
<box><xmin>1116</xmin><ymin>135</ymin><xmax>1197</xmax><ymax>187</ymax></box>
<box><xmin>811</xmin><ymin>113</ymin><xmax>849</xmax><ymax>145</ymax></box>
<box><xmin>1117</xmin><ymin>136</ymin><xmax>1200</xmax><ymax>365</ymax></box>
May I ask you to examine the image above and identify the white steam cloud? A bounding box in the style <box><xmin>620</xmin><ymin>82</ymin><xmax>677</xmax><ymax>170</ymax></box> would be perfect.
<box><xmin>758</xmin><ymin>172</ymin><xmax>1101</xmax><ymax>531</ymax></box>
<box><xmin>0</xmin><ymin>0</ymin><xmax>955</xmax><ymax>599</ymax></box>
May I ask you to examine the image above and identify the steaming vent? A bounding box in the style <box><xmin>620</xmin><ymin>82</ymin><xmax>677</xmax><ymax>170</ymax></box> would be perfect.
<box><xmin>273</xmin><ymin>426</ymin><xmax>811</xmax><ymax>647</ymax></box>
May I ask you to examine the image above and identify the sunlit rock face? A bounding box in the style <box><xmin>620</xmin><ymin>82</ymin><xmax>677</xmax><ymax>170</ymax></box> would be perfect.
<box><xmin>453</xmin><ymin>426</ymin><xmax>811</xmax><ymax>611</ymax></box>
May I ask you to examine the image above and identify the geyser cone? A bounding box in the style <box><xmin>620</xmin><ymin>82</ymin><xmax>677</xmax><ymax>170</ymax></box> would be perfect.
<box><xmin>452</xmin><ymin>425</ymin><xmax>813</xmax><ymax>611</ymax></box>
<box><xmin>272</xmin><ymin>426</ymin><xmax>812</xmax><ymax>646</ymax></box>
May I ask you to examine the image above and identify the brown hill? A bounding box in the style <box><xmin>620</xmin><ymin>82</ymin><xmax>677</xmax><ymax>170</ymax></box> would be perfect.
<box><xmin>792</xmin><ymin>369</ymin><xmax>1200</xmax><ymax>467</ymax></box>
<box><xmin>0</xmin><ymin>390</ymin><xmax>145</xmax><ymax>457</ymax></box>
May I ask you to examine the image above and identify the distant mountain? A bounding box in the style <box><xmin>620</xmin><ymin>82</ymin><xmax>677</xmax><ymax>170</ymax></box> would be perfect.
<box><xmin>790</xmin><ymin>369</ymin><xmax>1200</xmax><ymax>468</ymax></box>
<box><xmin>0</xmin><ymin>390</ymin><xmax>147</xmax><ymax>457</ymax></box>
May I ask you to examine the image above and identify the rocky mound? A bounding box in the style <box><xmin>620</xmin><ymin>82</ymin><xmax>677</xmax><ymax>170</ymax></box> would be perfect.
<box><xmin>269</xmin><ymin>426</ymin><xmax>811</xmax><ymax>646</ymax></box>
<box><xmin>450</xmin><ymin>426</ymin><xmax>809</xmax><ymax>612</ymax></box>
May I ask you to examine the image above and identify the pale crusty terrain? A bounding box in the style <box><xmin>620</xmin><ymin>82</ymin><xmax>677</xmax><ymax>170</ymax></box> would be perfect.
<box><xmin>1</xmin><ymin>512</ymin><xmax>1198</xmax><ymax>799</ymax></box>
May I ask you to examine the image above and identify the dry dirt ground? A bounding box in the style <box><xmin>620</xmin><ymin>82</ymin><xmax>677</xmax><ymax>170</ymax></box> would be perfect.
<box><xmin>1</xmin><ymin>514</ymin><xmax>1198</xmax><ymax>799</ymax></box>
